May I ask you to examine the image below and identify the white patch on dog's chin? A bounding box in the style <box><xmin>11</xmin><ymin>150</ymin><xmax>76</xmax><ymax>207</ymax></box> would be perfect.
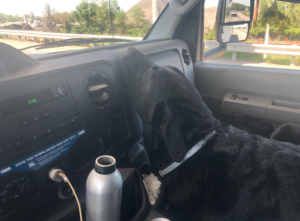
<box><xmin>142</xmin><ymin>173</ymin><xmax>161</xmax><ymax>205</ymax></box>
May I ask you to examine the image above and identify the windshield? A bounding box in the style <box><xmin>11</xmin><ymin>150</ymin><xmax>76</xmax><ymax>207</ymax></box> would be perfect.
<box><xmin>0</xmin><ymin>0</ymin><xmax>168</xmax><ymax>54</ymax></box>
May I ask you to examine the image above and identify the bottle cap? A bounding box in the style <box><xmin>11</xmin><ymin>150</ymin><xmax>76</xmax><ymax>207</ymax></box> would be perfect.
<box><xmin>94</xmin><ymin>155</ymin><xmax>116</xmax><ymax>174</ymax></box>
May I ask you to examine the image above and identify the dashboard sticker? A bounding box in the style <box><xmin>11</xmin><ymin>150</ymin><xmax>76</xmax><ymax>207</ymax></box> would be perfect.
<box><xmin>0</xmin><ymin>130</ymin><xmax>86</xmax><ymax>178</ymax></box>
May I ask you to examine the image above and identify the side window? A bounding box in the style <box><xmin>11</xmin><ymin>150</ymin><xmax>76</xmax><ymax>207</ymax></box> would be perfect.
<box><xmin>205</xmin><ymin>0</ymin><xmax>300</xmax><ymax>70</ymax></box>
<box><xmin>204</xmin><ymin>1</ymin><xmax>219</xmax><ymax>53</ymax></box>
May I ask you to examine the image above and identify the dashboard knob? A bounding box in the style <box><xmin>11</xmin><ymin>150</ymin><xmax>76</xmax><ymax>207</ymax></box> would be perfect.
<box><xmin>57</xmin><ymin>83</ymin><xmax>69</xmax><ymax>96</ymax></box>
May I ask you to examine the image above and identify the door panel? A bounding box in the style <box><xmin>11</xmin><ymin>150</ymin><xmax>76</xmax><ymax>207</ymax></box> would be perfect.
<box><xmin>194</xmin><ymin>62</ymin><xmax>300</xmax><ymax>137</ymax></box>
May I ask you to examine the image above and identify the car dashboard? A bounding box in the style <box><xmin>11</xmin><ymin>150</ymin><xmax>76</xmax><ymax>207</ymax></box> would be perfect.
<box><xmin>0</xmin><ymin>39</ymin><xmax>193</xmax><ymax>221</ymax></box>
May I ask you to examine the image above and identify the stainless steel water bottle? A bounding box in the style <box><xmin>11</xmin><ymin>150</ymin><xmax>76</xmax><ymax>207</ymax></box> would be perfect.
<box><xmin>86</xmin><ymin>155</ymin><xmax>122</xmax><ymax>221</ymax></box>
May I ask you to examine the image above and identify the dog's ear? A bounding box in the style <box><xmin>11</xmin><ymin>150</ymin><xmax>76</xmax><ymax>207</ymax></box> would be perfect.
<box><xmin>162</xmin><ymin>104</ymin><xmax>188</xmax><ymax>162</ymax></box>
<box><xmin>148</xmin><ymin>102</ymin><xmax>188</xmax><ymax>162</ymax></box>
<box><xmin>148</xmin><ymin>102</ymin><xmax>165</xmax><ymax>126</ymax></box>
<box><xmin>163</xmin><ymin>112</ymin><xmax>187</xmax><ymax>162</ymax></box>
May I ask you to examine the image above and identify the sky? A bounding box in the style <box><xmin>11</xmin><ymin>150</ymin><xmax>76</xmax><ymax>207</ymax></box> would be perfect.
<box><xmin>1</xmin><ymin>0</ymin><xmax>219</xmax><ymax>17</ymax></box>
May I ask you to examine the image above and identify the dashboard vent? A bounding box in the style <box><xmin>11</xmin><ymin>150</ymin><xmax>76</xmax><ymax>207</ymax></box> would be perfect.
<box><xmin>182</xmin><ymin>47</ymin><xmax>191</xmax><ymax>67</ymax></box>
<box><xmin>84</xmin><ymin>72</ymin><xmax>114</xmax><ymax>110</ymax></box>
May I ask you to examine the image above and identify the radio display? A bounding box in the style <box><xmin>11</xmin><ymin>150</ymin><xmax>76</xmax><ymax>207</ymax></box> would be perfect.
<box><xmin>0</xmin><ymin>88</ymin><xmax>54</xmax><ymax>117</ymax></box>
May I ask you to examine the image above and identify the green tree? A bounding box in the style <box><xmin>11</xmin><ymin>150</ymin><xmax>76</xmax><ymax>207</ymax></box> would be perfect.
<box><xmin>129</xmin><ymin>5</ymin><xmax>146</xmax><ymax>28</ymax></box>
<box><xmin>115</xmin><ymin>10</ymin><xmax>127</xmax><ymax>35</ymax></box>
<box><xmin>278</xmin><ymin>2</ymin><xmax>300</xmax><ymax>25</ymax></box>
<box><xmin>7</xmin><ymin>15</ymin><xmax>14</xmax><ymax>23</ymax></box>
<box><xmin>0</xmin><ymin>13</ymin><xmax>7</xmax><ymax>23</ymax></box>
<box><xmin>96</xmin><ymin>0</ymin><xmax>120</xmax><ymax>35</ymax></box>
<box><xmin>204</xmin><ymin>26</ymin><xmax>216</xmax><ymax>40</ymax></box>
<box><xmin>127</xmin><ymin>5</ymin><xmax>151</xmax><ymax>37</ymax></box>
<box><xmin>14</xmin><ymin>14</ymin><xmax>22</xmax><ymax>22</ymax></box>
<box><xmin>74</xmin><ymin>2</ymin><xmax>98</xmax><ymax>27</ymax></box>
<box><xmin>285</xmin><ymin>23</ymin><xmax>300</xmax><ymax>39</ymax></box>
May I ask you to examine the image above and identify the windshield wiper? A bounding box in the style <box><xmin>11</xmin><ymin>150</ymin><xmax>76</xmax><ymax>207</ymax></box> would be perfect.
<box><xmin>20</xmin><ymin>38</ymin><xmax>134</xmax><ymax>51</ymax></box>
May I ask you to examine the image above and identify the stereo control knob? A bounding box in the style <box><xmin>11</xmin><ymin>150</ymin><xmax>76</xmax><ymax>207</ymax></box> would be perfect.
<box><xmin>57</xmin><ymin>83</ymin><xmax>69</xmax><ymax>96</ymax></box>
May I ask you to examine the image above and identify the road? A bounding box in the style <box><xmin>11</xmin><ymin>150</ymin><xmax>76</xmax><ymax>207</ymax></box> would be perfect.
<box><xmin>231</xmin><ymin>29</ymin><xmax>248</xmax><ymax>41</ymax></box>
<box><xmin>228</xmin><ymin>11</ymin><xmax>250</xmax><ymax>22</ymax></box>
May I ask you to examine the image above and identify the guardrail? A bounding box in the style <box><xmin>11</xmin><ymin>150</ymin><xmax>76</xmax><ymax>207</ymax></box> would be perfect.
<box><xmin>205</xmin><ymin>41</ymin><xmax>300</xmax><ymax>65</ymax></box>
<box><xmin>0</xmin><ymin>30</ymin><xmax>299</xmax><ymax>65</ymax></box>
<box><xmin>0</xmin><ymin>29</ymin><xmax>143</xmax><ymax>42</ymax></box>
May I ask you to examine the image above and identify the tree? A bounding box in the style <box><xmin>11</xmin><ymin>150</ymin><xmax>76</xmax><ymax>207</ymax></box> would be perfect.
<box><xmin>115</xmin><ymin>10</ymin><xmax>127</xmax><ymax>35</ymax></box>
<box><xmin>128</xmin><ymin>5</ymin><xmax>146</xmax><ymax>28</ymax></box>
<box><xmin>74</xmin><ymin>2</ymin><xmax>98</xmax><ymax>27</ymax></box>
<box><xmin>43</xmin><ymin>3</ymin><xmax>58</xmax><ymax>31</ymax></box>
<box><xmin>7</xmin><ymin>15</ymin><xmax>14</xmax><ymax>23</ymax></box>
<box><xmin>96</xmin><ymin>0</ymin><xmax>120</xmax><ymax>35</ymax></box>
<box><xmin>258</xmin><ymin>0</ymin><xmax>273</xmax><ymax>19</ymax></box>
<box><xmin>58</xmin><ymin>12</ymin><xmax>71</xmax><ymax>25</ymax></box>
<box><xmin>285</xmin><ymin>23</ymin><xmax>300</xmax><ymax>39</ymax></box>
<box><xmin>278</xmin><ymin>2</ymin><xmax>300</xmax><ymax>25</ymax></box>
<box><xmin>14</xmin><ymin>14</ymin><xmax>22</xmax><ymax>22</ymax></box>
<box><xmin>0</xmin><ymin>13</ymin><xmax>6</xmax><ymax>23</ymax></box>
<box><xmin>127</xmin><ymin>5</ymin><xmax>151</xmax><ymax>37</ymax></box>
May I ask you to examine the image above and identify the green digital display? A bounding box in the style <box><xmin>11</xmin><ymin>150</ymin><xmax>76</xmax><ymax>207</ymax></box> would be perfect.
<box><xmin>28</xmin><ymin>99</ymin><xmax>37</xmax><ymax>105</ymax></box>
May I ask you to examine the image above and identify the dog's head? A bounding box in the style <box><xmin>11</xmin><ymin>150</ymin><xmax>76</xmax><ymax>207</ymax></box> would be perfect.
<box><xmin>122</xmin><ymin>47</ymin><xmax>218</xmax><ymax>169</ymax></box>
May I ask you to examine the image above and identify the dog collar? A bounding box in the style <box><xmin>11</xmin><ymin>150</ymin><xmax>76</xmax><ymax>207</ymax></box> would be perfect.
<box><xmin>158</xmin><ymin>130</ymin><xmax>216</xmax><ymax>177</ymax></box>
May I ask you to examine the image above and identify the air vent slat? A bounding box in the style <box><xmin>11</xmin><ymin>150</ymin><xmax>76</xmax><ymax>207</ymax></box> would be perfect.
<box><xmin>182</xmin><ymin>47</ymin><xmax>191</xmax><ymax>67</ymax></box>
<box><xmin>85</xmin><ymin>72</ymin><xmax>114</xmax><ymax>110</ymax></box>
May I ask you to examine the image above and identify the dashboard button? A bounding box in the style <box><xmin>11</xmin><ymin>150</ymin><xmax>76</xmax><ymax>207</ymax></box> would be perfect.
<box><xmin>4</xmin><ymin>184</ymin><xmax>11</xmax><ymax>190</ymax></box>
<box><xmin>57</xmin><ymin>84</ymin><xmax>69</xmax><ymax>96</ymax></box>
<box><xmin>49</xmin><ymin>124</ymin><xmax>61</xmax><ymax>132</ymax></box>
<box><xmin>65</xmin><ymin>116</ymin><xmax>79</xmax><ymax>126</ymax></box>
<box><xmin>0</xmin><ymin>141</ymin><xmax>22</xmax><ymax>155</ymax></box>
<box><xmin>39</xmin><ymin>111</ymin><xmax>51</xmax><ymax>119</ymax></box>
<box><xmin>20</xmin><ymin>111</ymin><xmax>51</xmax><ymax>127</ymax></box>
<box><xmin>35</xmin><ymin>130</ymin><xmax>47</xmax><ymax>139</ymax></box>
<box><xmin>59</xmin><ymin>122</ymin><xmax>66</xmax><ymax>128</ymax></box>
<box><xmin>71</xmin><ymin>116</ymin><xmax>79</xmax><ymax>122</ymax></box>
<box><xmin>44</xmin><ymin>128</ymin><xmax>52</xmax><ymax>135</ymax></box>
<box><xmin>0</xmin><ymin>191</ymin><xmax>7</xmax><ymax>197</ymax></box>
<box><xmin>19</xmin><ymin>136</ymin><xmax>34</xmax><ymax>146</ymax></box>
<box><xmin>20</xmin><ymin>119</ymin><xmax>29</xmax><ymax>126</ymax></box>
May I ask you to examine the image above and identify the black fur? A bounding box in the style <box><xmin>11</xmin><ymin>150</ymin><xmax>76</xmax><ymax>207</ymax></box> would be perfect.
<box><xmin>122</xmin><ymin>47</ymin><xmax>300</xmax><ymax>221</ymax></box>
<box><xmin>271</xmin><ymin>123</ymin><xmax>300</xmax><ymax>145</ymax></box>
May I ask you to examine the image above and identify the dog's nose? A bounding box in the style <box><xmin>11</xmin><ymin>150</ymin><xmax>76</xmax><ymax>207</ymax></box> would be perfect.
<box><xmin>126</xmin><ymin>47</ymin><xmax>137</xmax><ymax>55</ymax></box>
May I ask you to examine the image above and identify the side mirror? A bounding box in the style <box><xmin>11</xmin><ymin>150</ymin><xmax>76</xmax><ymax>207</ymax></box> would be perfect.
<box><xmin>215</xmin><ymin>0</ymin><xmax>254</xmax><ymax>43</ymax></box>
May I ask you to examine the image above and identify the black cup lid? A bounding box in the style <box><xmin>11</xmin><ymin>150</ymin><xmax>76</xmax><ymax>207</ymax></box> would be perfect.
<box><xmin>94</xmin><ymin>155</ymin><xmax>116</xmax><ymax>175</ymax></box>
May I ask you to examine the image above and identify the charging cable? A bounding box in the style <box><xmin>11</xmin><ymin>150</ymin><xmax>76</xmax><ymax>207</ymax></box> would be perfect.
<box><xmin>49</xmin><ymin>168</ymin><xmax>83</xmax><ymax>221</ymax></box>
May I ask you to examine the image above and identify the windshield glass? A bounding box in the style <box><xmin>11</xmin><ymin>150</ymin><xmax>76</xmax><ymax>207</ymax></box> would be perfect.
<box><xmin>0</xmin><ymin>0</ymin><xmax>168</xmax><ymax>54</ymax></box>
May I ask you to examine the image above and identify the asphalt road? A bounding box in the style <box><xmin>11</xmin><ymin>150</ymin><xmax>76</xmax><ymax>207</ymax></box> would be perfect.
<box><xmin>228</xmin><ymin>11</ymin><xmax>250</xmax><ymax>22</ymax></box>
<box><xmin>231</xmin><ymin>29</ymin><xmax>248</xmax><ymax>41</ymax></box>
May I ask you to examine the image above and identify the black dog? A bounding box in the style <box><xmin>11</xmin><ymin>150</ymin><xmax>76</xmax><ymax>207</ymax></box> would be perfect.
<box><xmin>122</xmin><ymin>47</ymin><xmax>300</xmax><ymax>221</ymax></box>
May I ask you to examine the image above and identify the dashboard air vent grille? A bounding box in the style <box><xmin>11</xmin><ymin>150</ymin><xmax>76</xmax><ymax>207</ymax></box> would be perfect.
<box><xmin>84</xmin><ymin>71</ymin><xmax>114</xmax><ymax>110</ymax></box>
<box><xmin>182</xmin><ymin>47</ymin><xmax>191</xmax><ymax>67</ymax></box>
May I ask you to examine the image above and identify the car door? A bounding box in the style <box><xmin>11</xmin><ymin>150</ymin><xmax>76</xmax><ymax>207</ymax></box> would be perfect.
<box><xmin>193</xmin><ymin>0</ymin><xmax>300</xmax><ymax>138</ymax></box>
